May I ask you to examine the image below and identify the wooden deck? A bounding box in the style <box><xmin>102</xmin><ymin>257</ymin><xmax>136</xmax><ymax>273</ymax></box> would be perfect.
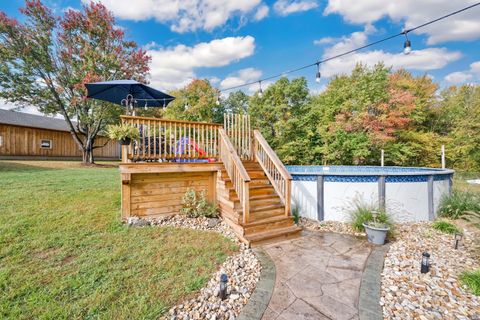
<box><xmin>119</xmin><ymin>114</ymin><xmax>301</xmax><ymax>246</ymax></box>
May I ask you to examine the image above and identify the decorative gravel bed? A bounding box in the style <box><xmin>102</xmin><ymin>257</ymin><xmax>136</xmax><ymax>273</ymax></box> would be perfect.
<box><xmin>381</xmin><ymin>223</ymin><xmax>480</xmax><ymax>320</ymax></box>
<box><xmin>128</xmin><ymin>216</ymin><xmax>261</xmax><ymax>320</ymax></box>
<box><xmin>299</xmin><ymin>217</ymin><xmax>365</xmax><ymax>236</ymax></box>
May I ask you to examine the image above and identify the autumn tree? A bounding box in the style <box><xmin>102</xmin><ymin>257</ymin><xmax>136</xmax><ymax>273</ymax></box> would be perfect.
<box><xmin>163</xmin><ymin>79</ymin><xmax>223</xmax><ymax>123</ymax></box>
<box><xmin>0</xmin><ymin>0</ymin><xmax>150</xmax><ymax>163</ymax></box>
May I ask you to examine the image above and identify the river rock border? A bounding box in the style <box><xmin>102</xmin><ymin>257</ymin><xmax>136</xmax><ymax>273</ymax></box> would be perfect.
<box><xmin>237</xmin><ymin>249</ymin><xmax>276</xmax><ymax>320</ymax></box>
<box><xmin>127</xmin><ymin>216</ymin><xmax>262</xmax><ymax>320</ymax></box>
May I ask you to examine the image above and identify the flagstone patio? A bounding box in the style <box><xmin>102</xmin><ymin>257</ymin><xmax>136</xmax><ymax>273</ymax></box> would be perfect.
<box><xmin>261</xmin><ymin>231</ymin><xmax>373</xmax><ymax>320</ymax></box>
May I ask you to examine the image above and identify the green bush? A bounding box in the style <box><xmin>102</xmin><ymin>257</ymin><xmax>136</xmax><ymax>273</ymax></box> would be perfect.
<box><xmin>292</xmin><ymin>207</ymin><xmax>300</xmax><ymax>224</ymax></box>
<box><xmin>181</xmin><ymin>188</ymin><xmax>218</xmax><ymax>218</ymax></box>
<box><xmin>438</xmin><ymin>191</ymin><xmax>480</xmax><ymax>219</ymax></box>
<box><xmin>106</xmin><ymin>124</ymin><xmax>140</xmax><ymax>141</ymax></box>
<box><xmin>432</xmin><ymin>220</ymin><xmax>461</xmax><ymax>234</ymax></box>
<box><xmin>460</xmin><ymin>269</ymin><xmax>480</xmax><ymax>296</ymax></box>
<box><xmin>349</xmin><ymin>201</ymin><xmax>393</xmax><ymax>233</ymax></box>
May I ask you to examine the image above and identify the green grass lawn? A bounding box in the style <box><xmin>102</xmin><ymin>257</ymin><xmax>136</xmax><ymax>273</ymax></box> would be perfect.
<box><xmin>0</xmin><ymin>161</ymin><xmax>237</xmax><ymax>319</ymax></box>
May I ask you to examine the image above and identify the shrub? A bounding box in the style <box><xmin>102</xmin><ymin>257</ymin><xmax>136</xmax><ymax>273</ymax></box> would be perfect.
<box><xmin>181</xmin><ymin>188</ymin><xmax>218</xmax><ymax>218</ymax></box>
<box><xmin>292</xmin><ymin>207</ymin><xmax>300</xmax><ymax>224</ymax></box>
<box><xmin>438</xmin><ymin>191</ymin><xmax>480</xmax><ymax>219</ymax></box>
<box><xmin>106</xmin><ymin>124</ymin><xmax>140</xmax><ymax>141</ymax></box>
<box><xmin>432</xmin><ymin>220</ymin><xmax>460</xmax><ymax>234</ymax></box>
<box><xmin>349</xmin><ymin>201</ymin><xmax>393</xmax><ymax>233</ymax></box>
<box><xmin>460</xmin><ymin>269</ymin><xmax>480</xmax><ymax>296</ymax></box>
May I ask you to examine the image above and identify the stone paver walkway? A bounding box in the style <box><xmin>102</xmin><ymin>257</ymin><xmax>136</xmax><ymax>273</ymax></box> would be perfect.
<box><xmin>261</xmin><ymin>231</ymin><xmax>372</xmax><ymax>320</ymax></box>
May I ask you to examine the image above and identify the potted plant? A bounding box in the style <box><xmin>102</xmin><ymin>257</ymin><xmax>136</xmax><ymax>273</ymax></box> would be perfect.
<box><xmin>363</xmin><ymin>210</ymin><xmax>390</xmax><ymax>245</ymax></box>
<box><xmin>106</xmin><ymin>124</ymin><xmax>140</xmax><ymax>145</ymax></box>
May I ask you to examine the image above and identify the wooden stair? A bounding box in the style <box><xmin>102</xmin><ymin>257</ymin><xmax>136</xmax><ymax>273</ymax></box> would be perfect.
<box><xmin>217</xmin><ymin>160</ymin><xmax>302</xmax><ymax>247</ymax></box>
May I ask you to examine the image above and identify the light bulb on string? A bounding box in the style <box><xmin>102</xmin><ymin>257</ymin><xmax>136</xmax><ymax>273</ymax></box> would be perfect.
<box><xmin>163</xmin><ymin>98</ymin><xmax>166</xmax><ymax>108</ymax></box>
<box><xmin>258</xmin><ymin>81</ymin><xmax>263</xmax><ymax>98</ymax></box>
<box><xmin>403</xmin><ymin>31</ymin><xmax>412</xmax><ymax>55</ymax></box>
<box><xmin>215</xmin><ymin>95</ymin><xmax>220</xmax><ymax>105</ymax></box>
<box><xmin>315</xmin><ymin>63</ymin><xmax>321</xmax><ymax>83</ymax></box>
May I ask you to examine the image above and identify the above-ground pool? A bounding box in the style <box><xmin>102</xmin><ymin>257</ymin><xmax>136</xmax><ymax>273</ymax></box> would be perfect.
<box><xmin>287</xmin><ymin>166</ymin><xmax>454</xmax><ymax>222</ymax></box>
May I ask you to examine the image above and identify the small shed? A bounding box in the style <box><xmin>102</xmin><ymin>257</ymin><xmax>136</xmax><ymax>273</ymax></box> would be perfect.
<box><xmin>0</xmin><ymin>109</ymin><xmax>119</xmax><ymax>160</ymax></box>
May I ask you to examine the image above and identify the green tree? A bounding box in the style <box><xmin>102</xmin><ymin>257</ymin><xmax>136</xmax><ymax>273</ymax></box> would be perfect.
<box><xmin>163</xmin><ymin>79</ymin><xmax>223</xmax><ymax>123</ymax></box>
<box><xmin>223</xmin><ymin>91</ymin><xmax>249</xmax><ymax>114</ymax></box>
<box><xmin>436</xmin><ymin>85</ymin><xmax>480</xmax><ymax>170</ymax></box>
<box><xmin>249</xmin><ymin>77</ymin><xmax>310</xmax><ymax>164</ymax></box>
<box><xmin>0</xmin><ymin>0</ymin><xmax>150</xmax><ymax>163</ymax></box>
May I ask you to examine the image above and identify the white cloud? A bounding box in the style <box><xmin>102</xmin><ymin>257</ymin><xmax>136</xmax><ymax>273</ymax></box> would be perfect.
<box><xmin>254</xmin><ymin>4</ymin><xmax>270</xmax><ymax>20</ymax></box>
<box><xmin>274</xmin><ymin>0</ymin><xmax>318</xmax><ymax>16</ymax></box>
<box><xmin>319</xmin><ymin>27</ymin><xmax>461</xmax><ymax>78</ymax></box>
<box><xmin>313</xmin><ymin>37</ymin><xmax>337</xmax><ymax>45</ymax></box>
<box><xmin>444</xmin><ymin>60</ymin><xmax>480</xmax><ymax>84</ymax></box>
<box><xmin>444</xmin><ymin>72</ymin><xmax>473</xmax><ymax>84</ymax></box>
<box><xmin>148</xmin><ymin>36</ymin><xmax>255</xmax><ymax>90</ymax></box>
<box><xmin>470</xmin><ymin>61</ymin><xmax>480</xmax><ymax>76</ymax></box>
<box><xmin>324</xmin><ymin>0</ymin><xmax>480</xmax><ymax>44</ymax></box>
<box><xmin>220</xmin><ymin>68</ymin><xmax>262</xmax><ymax>89</ymax></box>
<box><xmin>82</xmin><ymin>0</ymin><xmax>264</xmax><ymax>33</ymax></box>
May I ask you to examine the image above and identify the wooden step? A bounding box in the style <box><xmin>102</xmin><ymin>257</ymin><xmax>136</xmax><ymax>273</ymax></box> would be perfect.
<box><xmin>242</xmin><ymin>215</ymin><xmax>294</xmax><ymax>235</ymax></box>
<box><xmin>245</xmin><ymin>225</ymin><xmax>302</xmax><ymax>247</ymax></box>
<box><xmin>251</xmin><ymin>203</ymin><xmax>284</xmax><ymax>213</ymax></box>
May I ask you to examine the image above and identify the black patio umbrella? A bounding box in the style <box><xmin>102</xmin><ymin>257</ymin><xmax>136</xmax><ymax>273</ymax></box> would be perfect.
<box><xmin>85</xmin><ymin>80</ymin><xmax>175</xmax><ymax>112</ymax></box>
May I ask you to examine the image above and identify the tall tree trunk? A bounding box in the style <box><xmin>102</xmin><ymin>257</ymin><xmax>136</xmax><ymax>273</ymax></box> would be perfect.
<box><xmin>81</xmin><ymin>136</ymin><xmax>95</xmax><ymax>165</ymax></box>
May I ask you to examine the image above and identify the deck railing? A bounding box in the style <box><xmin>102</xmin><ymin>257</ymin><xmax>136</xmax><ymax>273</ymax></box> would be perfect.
<box><xmin>253</xmin><ymin>130</ymin><xmax>292</xmax><ymax>217</ymax></box>
<box><xmin>121</xmin><ymin>115</ymin><xmax>222</xmax><ymax>162</ymax></box>
<box><xmin>218</xmin><ymin>128</ymin><xmax>251</xmax><ymax>224</ymax></box>
<box><xmin>224</xmin><ymin>113</ymin><xmax>252</xmax><ymax>160</ymax></box>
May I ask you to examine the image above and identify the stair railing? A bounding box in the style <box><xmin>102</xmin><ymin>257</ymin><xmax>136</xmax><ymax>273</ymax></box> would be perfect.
<box><xmin>253</xmin><ymin>130</ymin><xmax>292</xmax><ymax>217</ymax></box>
<box><xmin>218</xmin><ymin>128</ymin><xmax>251</xmax><ymax>224</ymax></box>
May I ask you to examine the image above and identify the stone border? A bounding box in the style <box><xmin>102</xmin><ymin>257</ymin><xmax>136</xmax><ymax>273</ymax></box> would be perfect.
<box><xmin>359</xmin><ymin>244</ymin><xmax>390</xmax><ymax>320</ymax></box>
<box><xmin>237</xmin><ymin>248</ymin><xmax>276</xmax><ymax>320</ymax></box>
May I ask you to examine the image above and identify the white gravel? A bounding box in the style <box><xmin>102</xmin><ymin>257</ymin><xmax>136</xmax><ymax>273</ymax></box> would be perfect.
<box><xmin>381</xmin><ymin>222</ymin><xmax>480</xmax><ymax>320</ymax></box>
<box><xmin>299</xmin><ymin>217</ymin><xmax>365</xmax><ymax>236</ymax></box>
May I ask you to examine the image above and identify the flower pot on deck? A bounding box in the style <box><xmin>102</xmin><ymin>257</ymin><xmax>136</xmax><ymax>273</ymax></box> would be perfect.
<box><xmin>363</xmin><ymin>222</ymin><xmax>389</xmax><ymax>245</ymax></box>
<box><xmin>120</xmin><ymin>137</ymin><xmax>132</xmax><ymax>145</ymax></box>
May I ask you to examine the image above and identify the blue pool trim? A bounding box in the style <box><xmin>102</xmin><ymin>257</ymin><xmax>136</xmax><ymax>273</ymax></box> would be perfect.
<box><xmin>288</xmin><ymin>166</ymin><xmax>454</xmax><ymax>183</ymax></box>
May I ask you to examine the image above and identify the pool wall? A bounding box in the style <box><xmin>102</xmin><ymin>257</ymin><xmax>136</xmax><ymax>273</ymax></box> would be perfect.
<box><xmin>287</xmin><ymin>166</ymin><xmax>454</xmax><ymax>222</ymax></box>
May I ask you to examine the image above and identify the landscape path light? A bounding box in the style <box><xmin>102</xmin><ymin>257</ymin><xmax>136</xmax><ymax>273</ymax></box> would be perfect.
<box><xmin>421</xmin><ymin>252</ymin><xmax>430</xmax><ymax>274</ymax></box>
<box><xmin>454</xmin><ymin>233</ymin><xmax>463</xmax><ymax>249</ymax></box>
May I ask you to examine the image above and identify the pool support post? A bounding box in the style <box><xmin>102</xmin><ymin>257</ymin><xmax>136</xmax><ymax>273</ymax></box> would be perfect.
<box><xmin>378</xmin><ymin>175</ymin><xmax>386</xmax><ymax>211</ymax></box>
<box><xmin>317</xmin><ymin>175</ymin><xmax>324</xmax><ymax>221</ymax></box>
<box><xmin>428</xmin><ymin>175</ymin><xmax>434</xmax><ymax>220</ymax></box>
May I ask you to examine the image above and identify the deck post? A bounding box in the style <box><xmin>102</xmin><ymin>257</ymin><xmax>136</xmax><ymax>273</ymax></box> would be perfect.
<box><xmin>243</xmin><ymin>181</ymin><xmax>250</xmax><ymax>224</ymax></box>
<box><xmin>121</xmin><ymin>145</ymin><xmax>128</xmax><ymax>163</ymax></box>
<box><xmin>285</xmin><ymin>179</ymin><xmax>291</xmax><ymax>217</ymax></box>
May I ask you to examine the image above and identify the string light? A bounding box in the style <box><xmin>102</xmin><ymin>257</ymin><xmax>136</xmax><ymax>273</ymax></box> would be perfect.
<box><xmin>217</xmin><ymin>3</ymin><xmax>480</xmax><ymax>93</ymax></box>
<box><xmin>215</xmin><ymin>95</ymin><xmax>220</xmax><ymax>105</ymax></box>
<box><xmin>258</xmin><ymin>81</ymin><xmax>263</xmax><ymax>98</ymax></box>
<box><xmin>163</xmin><ymin>98</ymin><xmax>166</xmax><ymax>108</ymax></box>
<box><xmin>403</xmin><ymin>31</ymin><xmax>412</xmax><ymax>55</ymax></box>
<box><xmin>315</xmin><ymin>63</ymin><xmax>321</xmax><ymax>83</ymax></box>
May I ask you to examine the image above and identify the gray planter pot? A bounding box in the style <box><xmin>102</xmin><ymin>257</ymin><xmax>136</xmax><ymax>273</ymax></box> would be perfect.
<box><xmin>363</xmin><ymin>222</ymin><xmax>390</xmax><ymax>245</ymax></box>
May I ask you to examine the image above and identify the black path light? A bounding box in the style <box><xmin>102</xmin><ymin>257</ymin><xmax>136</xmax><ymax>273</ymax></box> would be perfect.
<box><xmin>421</xmin><ymin>252</ymin><xmax>430</xmax><ymax>274</ymax></box>
<box><xmin>454</xmin><ymin>233</ymin><xmax>463</xmax><ymax>249</ymax></box>
<box><xmin>219</xmin><ymin>273</ymin><xmax>228</xmax><ymax>300</ymax></box>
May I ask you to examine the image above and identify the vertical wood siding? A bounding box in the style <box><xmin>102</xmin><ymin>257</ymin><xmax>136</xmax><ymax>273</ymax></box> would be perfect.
<box><xmin>0</xmin><ymin>124</ymin><xmax>120</xmax><ymax>158</ymax></box>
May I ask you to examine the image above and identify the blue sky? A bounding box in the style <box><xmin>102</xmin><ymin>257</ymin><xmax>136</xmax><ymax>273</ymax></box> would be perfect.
<box><xmin>1</xmin><ymin>0</ymin><xmax>480</xmax><ymax>96</ymax></box>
